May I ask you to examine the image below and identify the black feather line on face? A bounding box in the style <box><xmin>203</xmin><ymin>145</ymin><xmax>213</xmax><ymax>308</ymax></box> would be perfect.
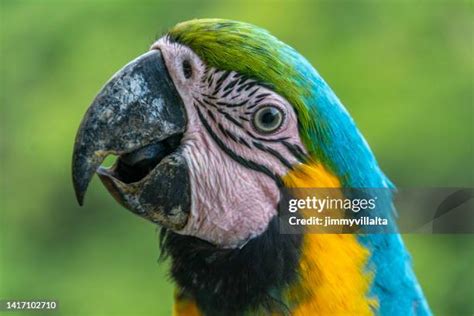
<box><xmin>256</xmin><ymin>93</ymin><xmax>271</xmax><ymax>99</ymax></box>
<box><xmin>218</xmin><ymin>123</ymin><xmax>238</xmax><ymax>143</ymax></box>
<box><xmin>245</xmin><ymin>130</ymin><xmax>290</xmax><ymax>143</ymax></box>
<box><xmin>202</xmin><ymin>93</ymin><xmax>217</xmax><ymax>100</ymax></box>
<box><xmin>216</xmin><ymin>99</ymin><xmax>247</xmax><ymax>108</ymax></box>
<box><xmin>216</xmin><ymin>121</ymin><xmax>252</xmax><ymax>149</ymax></box>
<box><xmin>201</xmin><ymin>66</ymin><xmax>211</xmax><ymax>84</ymax></box>
<box><xmin>239</xmin><ymin>137</ymin><xmax>252</xmax><ymax>149</ymax></box>
<box><xmin>247</xmin><ymin>88</ymin><xmax>260</xmax><ymax>97</ymax></box>
<box><xmin>237</xmin><ymin>75</ymin><xmax>249</xmax><ymax>85</ymax></box>
<box><xmin>213</xmin><ymin>70</ymin><xmax>231</xmax><ymax>95</ymax></box>
<box><xmin>220</xmin><ymin>89</ymin><xmax>233</xmax><ymax>98</ymax></box>
<box><xmin>206</xmin><ymin>109</ymin><xmax>216</xmax><ymax>122</ymax></box>
<box><xmin>217</xmin><ymin>109</ymin><xmax>244</xmax><ymax>129</ymax></box>
<box><xmin>253</xmin><ymin>141</ymin><xmax>293</xmax><ymax>170</ymax></box>
<box><xmin>281</xmin><ymin>140</ymin><xmax>308</xmax><ymax>163</ymax></box>
<box><xmin>202</xmin><ymin>98</ymin><xmax>217</xmax><ymax>108</ymax></box>
<box><xmin>236</xmin><ymin>81</ymin><xmax>256</xmax><ymax>93</ymax></box>
<box><xmin>223</xmin><ymin>78</ymin><xmax>239</xmax><ymax>92</ymax></box>
<box><xmin>246</xmin><ymin>103</ymin><xmax>258</xmax><ymax>111</ymax></box>
<box><xmin>159</xmin><ymin>217</ymin><xmax>302</xmax><ymax>316</ymax></box>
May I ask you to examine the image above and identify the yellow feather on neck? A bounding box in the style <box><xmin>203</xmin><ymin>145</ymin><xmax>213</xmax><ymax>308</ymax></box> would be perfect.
<box><xmin>283</xmin><ymin>162</ymin><xmax>377</xmax><ymax>315</ymax></box>
<box><xmin>173</xmin><ymin>289</ymin><xmax>202</xmax><ymax>316</ymax></box>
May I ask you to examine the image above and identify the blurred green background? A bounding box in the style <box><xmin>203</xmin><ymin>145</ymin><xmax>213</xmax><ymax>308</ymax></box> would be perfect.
<box><xmin>1</xmin><ymin>0</ymin><xmax>473</xmax><ymax>315</ymax></box>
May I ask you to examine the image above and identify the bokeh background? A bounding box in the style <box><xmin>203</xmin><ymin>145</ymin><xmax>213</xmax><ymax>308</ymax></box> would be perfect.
<box><xmin>1</xmin><ymin>0</ymin><xmax>473</xmax><ymax>315</ymax></box>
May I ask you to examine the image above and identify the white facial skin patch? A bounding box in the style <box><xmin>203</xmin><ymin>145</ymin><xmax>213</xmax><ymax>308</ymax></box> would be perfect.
<box><xmin>151</xmin><ymin>38</ymin><xmax>307</xmax><ymax>248</ymax></box>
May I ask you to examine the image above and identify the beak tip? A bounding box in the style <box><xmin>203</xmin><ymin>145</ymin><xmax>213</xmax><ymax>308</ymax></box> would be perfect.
<box><xmin>73</xmin><ymin>181</ymin><xmax>86</xmax><ymax>206</ymax></box>
<box><xmin>72</xmin><ymin>165</ymin><xmax>90</xmax><ymax>206</ymax></box>
<box><xmin>76</xmin><ymin>194</ymin><xmax>85</xmax><ymax>206</ymax></box>
<box><xmin>72</xmin><ymin>150</ymin><xmax>101</xmax><ymax>207</ymax></box>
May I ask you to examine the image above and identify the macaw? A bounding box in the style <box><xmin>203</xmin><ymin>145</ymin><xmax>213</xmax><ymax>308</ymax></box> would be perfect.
<box><xmin>72</xmin><ymin>19</ymin><xmax>431</xmax><ymax>315</ymax></box>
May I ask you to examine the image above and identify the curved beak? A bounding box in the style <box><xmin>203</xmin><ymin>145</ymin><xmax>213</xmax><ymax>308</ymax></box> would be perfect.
<box><xmin>72</xmin><ymin>50</ymin><xmax>190</xmax><ymax>230</ymax></box>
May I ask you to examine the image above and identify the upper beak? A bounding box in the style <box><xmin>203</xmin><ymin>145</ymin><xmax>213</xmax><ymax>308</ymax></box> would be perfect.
<box><xmin>72</xmin><ymin>49</ymin><xmax>190</xmax><ymax>230</ymax></box>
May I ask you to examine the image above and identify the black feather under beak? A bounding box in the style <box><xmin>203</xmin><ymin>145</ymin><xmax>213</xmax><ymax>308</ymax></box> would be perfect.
<box><xmin>72</xmin><ymin>50</ymin><xmax>190</xmax><ymax>230</ymax></box>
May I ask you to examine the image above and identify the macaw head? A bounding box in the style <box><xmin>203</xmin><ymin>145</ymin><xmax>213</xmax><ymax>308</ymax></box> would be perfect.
<box><xmin>73</xmin><ymin>19</ymin><xmax>389</xmax><ymax>249</ymax></box>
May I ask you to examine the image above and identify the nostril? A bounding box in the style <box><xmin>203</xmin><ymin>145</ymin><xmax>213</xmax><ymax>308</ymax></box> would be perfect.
<box><xmin>182</xmin><ymin>59</ymin><xmax>192</xmax><ymax>79</ymax></box>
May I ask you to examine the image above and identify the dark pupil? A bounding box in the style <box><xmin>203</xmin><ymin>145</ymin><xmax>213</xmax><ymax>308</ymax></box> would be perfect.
<box><xmin>182</xmin><ymin>60</ymin><xmax>192</xmax><ymax>79</ymax></box>
<box><xmin>260</xmin><ymin>108</ymin><xmax>278</xmax><ymax>126</ymax></box>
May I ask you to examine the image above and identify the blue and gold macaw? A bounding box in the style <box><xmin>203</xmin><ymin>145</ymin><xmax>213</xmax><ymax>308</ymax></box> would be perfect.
<box><xmin>72</xmin><ymin>19</ymin><xmax>431</xmax><ymax>315</ymax></box>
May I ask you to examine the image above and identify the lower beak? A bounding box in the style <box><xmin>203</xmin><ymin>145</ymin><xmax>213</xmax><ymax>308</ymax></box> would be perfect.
<box><xmin>72</xmin><ymin>50</ymin><xmax>190</xmax><ymax>230</ymax></box>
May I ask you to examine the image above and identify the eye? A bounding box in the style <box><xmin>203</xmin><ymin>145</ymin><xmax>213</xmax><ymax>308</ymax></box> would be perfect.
<box><xmin>252</xmin><ymin>105</ymin><xmax>284</xmax><ymax>134</ymax></box>
<box><xmin>182</xmin><ymin>59</ymin><xmax>192</xmax><ymax>79</ymax></box>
